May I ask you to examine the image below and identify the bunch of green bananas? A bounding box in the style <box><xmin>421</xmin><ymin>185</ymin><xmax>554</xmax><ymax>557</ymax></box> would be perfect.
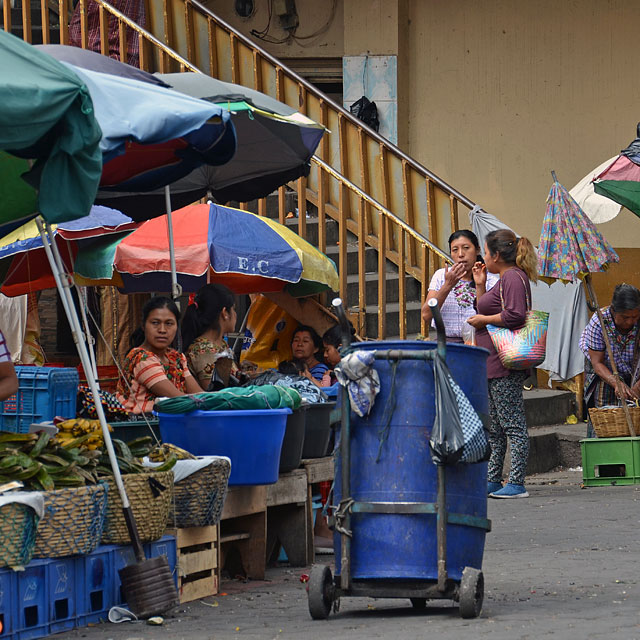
<box><xmin>0</xmin><ymin>431</ymin><xmax>101</xmax><ymax>490</ymax></box>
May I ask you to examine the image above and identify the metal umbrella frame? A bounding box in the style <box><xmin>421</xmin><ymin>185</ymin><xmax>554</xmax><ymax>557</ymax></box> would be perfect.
<box><xmin>539</xmin><ymin>172</ymin><xmax>633</xmax><ymax>435</ymax></box>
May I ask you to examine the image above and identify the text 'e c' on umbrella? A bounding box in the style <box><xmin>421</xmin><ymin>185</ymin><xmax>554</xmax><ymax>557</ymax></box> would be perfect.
<box><xmin>537</xmin><ymin>171</ymin><xmax>634</xmax><ymax>434</ymax></box>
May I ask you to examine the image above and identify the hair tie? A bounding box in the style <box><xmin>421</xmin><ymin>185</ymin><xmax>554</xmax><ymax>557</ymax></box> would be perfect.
<box><xmin>188</xmin><ymin>293</ymin><xmax>198</xmax><ymax>309</ymax></box>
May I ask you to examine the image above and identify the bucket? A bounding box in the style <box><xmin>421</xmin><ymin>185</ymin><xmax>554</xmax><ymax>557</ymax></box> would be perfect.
<box><xmin>279</xmin><ymin>406</ymin><xmax>307</xmax><ymax>473</ymax></box>
<box><xmin>302</xmin><ymin>402</ymin><xmax>336</xmax><ymax>459</ymax></box>
<box><xmin>334</xmin><ymin>340</ymin><xmax>489</xmax><ymax>582</ymax></box>
<box><xmin>119</xmin><ymin>555</ymin><xmax>179</xmax><ymax>618</ymax></box>
<box><xmin>158</xmin><ymin>408</ymin><xmax>290</xmax><ymax>485</ymax></box>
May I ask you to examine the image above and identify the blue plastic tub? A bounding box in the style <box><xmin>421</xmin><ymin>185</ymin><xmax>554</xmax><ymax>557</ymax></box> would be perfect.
<box><xmin>334</xmin><ymin>340</ymin><xmax>489</xmax><ymax>582</ymax></box>
<box><xmin>157</xmin><ymin>408</ymin><xmax>291</xmax><ymax>485</ymax></box>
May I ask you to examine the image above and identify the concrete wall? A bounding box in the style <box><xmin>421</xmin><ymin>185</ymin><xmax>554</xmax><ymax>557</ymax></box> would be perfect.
<box><xmin>406</xmin><ymin>0</ymin><xmax>640</xmax><ymax>247</ymax></box>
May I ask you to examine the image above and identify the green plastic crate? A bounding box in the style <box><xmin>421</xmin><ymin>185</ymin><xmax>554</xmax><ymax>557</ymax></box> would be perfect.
<box><xmin>580</xmin><ymin>437</ymin><xmax>640</xmax><ymax>486</ymax></box>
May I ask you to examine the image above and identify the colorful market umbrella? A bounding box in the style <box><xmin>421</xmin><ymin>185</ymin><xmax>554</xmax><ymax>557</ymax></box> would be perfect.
<box><xmin>76</xmin><ymin>203</ymin><xmax>339</xmax><ymax>296</ymax></box>
<box><xmin>538</xmin><ymin>173</ymin><xmax>619</xmax><ymax>285</ymax></box>
<box><xmin>93</xmin><ymin>72</ymin><xmax>326</xmax><ymax>215</ymax></box>
<box><xmin>538</xmin><ymin>172</ymin><xmax>634</xmax><ymax>435</ymax></box>
<box><xmin>0</xmin><ymin>206</ymin><xmax>138</xmax><ymax>296</ymax></box>
<box><xmin>569</xmin><ymin>156</ymin><xmax>621</xmax><ymax>224</ymax></box>
<box><xmin>592</xmin><ymin>125</ymin><xmax>640</xmax><ymax>220</ymax></box>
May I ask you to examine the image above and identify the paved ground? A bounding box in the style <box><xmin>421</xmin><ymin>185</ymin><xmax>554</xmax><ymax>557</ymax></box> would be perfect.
<box><xmin>68</xmin><ymin>468</ymin><xmax>640</xmax><ymax>640</ymax></box>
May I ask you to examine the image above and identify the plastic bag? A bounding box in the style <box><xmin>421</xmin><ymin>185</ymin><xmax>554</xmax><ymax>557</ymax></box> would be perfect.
<box><xmin>461</xmin><ymin>321</ymin><xmax>476</xmax><ymax>346</ymax></box>
<box><xmin>429</xmin><ymin>355</ymin><xmax>489</xmax><ymax>464</ymax></box>
<box><xmin>349</xmin><ymin>96</ymin><xmax>380</xmax><ymax>132</ymax></box>
<box><xmin>240</xmin><ymin>295</ymin><xmax>298</xmax><ymax>369</ymax></box>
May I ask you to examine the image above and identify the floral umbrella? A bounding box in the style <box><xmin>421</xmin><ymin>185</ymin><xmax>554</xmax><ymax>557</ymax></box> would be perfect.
<box><xmin>538</xmin><ymin>172</ymin><xmax>634</xmax><ymax>435</ymax></box>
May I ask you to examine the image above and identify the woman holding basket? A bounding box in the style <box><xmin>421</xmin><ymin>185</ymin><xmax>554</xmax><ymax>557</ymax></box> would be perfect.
<box><xmin>579</xmin><ymin>284</ymin><xmax>640</xmax><ymax>437</ymax></box>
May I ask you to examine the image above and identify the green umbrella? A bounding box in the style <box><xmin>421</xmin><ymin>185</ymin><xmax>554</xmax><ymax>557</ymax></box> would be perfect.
<box><xmin>0</xmin><ymin>30</ymin><xmax>103</xmax><ymax>230</ymax></box>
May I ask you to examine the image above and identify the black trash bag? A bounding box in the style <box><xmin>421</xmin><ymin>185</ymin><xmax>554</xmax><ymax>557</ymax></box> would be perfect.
<box><xmin>350</xmin><ymin>96</ymin><xmax>380</xmax><ymax>132</ymax></box>
<box><xmin>429</xmin><ymin>355</ymin><xmax>465</xmax><ymax>465</ymax></box>
<box><xmin>429</xmin><ymin>355</ymin><xmax>491</xmax><ymax>465</ymax></box>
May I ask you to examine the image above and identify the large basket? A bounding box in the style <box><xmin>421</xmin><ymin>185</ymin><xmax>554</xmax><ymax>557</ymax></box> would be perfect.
<box><xmin>101</xmin><ymin>471</ymin><xmax>173</xmax><ymax>545</ymax></box>
<box><xmin>0</xmin><ymin>502</ymin><xmax>39</xmax><ymax>567</ymax></box>
<box><xmin>34</xmin><ymin>484</ymin><xmax>108</xmax><ymax>558</ymax></box>
<box><xmin>589</xmin><ymin>405</ymin><xmax>640</xmax><ymax>438</ymax></box>
<box><xmin>168</xmin><ymin>458</ymin><xmax>231</xmax><ymax>528</ymax></box>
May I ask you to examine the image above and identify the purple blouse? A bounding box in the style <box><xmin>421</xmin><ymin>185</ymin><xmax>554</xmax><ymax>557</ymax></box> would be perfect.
<box><xmin>476</xmin><ymin>267</ymin><xmax>531</xmax><ymax>379</ymax></box>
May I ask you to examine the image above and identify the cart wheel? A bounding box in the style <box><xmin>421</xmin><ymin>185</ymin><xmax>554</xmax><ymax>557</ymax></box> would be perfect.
<box><xmin>308</xmin><ymin>565</ymin><xmax>334</xmax><ymax>620</ymax></box>
<box><xmin>410</xmin><ymin>598</ymin><xmax>427</xmax><ymax>610</ymax></box>
<box><xmin>459</xmin><ymin>567</ymin><xmax>484</xmax><ymax>619</ymax></box>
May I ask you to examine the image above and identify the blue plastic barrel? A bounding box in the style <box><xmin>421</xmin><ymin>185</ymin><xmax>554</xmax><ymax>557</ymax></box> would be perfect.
<box><xmin>333</xmin><ymin>341</ymin><xmax>488</xmax><ymax>582</ymax></box>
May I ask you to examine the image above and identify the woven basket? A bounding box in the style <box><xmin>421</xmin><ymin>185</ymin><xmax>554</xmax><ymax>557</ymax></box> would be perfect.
<box><xmin>0</xmin><ymin>502</ymin><xmax>39</xmax><ymax>567</ymax></box>
<box><xmin>34</xmin><ymin>483</ymin><xmax>108</xmax><ymax>558</ymax></box>
<box><xmin>168</xmin><ymin>458</ymin><xmax>231</xmax><ymax>528</ymax></box>
<box><xmin>589</xmin><ymin>405</ymin><xmax>640</xmax><ymax>438</ymax></box>
<box><xmin>101</xmin><ymin>471</ymin><xmax>173</xmax><ymax>545</ymax></box>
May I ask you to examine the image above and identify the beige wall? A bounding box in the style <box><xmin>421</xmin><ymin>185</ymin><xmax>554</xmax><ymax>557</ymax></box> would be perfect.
<box><xmin>406</xmin><ymin>0</ymin><xmax>640</xmax><ymax>247</ymax></box>
<box><xmin>203</xmin><ymin>0</ymin><xmax>344</xmax><ymax>58</ymax></box>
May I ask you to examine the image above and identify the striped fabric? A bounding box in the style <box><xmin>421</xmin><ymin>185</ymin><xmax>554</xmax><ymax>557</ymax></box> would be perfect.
<box><xmin>0</xmin><ymin>330</ymin><xmax>11</xmax><ymax>363</ymax></box>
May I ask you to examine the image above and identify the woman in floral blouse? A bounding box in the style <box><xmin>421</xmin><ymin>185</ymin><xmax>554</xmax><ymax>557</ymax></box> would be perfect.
<box><xmin>182</xmin><ymin>284</ymin><xmax>238</xmax><ymax>390</ymax></box>
<box><xmin>422</xmin><ymin>230</ymin><xmax>499</xmax><ymax>343</ymax></box>
<box><xmin>116</xmin><ymin>297</ymin><xmax>202</xmax><ymax>414</ymax></box>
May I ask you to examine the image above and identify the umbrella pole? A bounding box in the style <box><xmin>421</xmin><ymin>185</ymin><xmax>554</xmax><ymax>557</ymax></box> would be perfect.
<box><xmin>77</xmin><ymin>286</ymin><xmax>99</xmax><ymax>385</ymax></box>
<box><xmin>164</xmin><ymin>185</ymin><xmax>182</xmax><ymax>308</ymax></box>
<box><xmin>36</xmin><ymin>217</ymin><xmax>147</xmax><ymax>562</ymax></box>
<box><xmin>584</xmin><ymin>274</ymin><xmax>636</xmax><ymax>437</ymax></box>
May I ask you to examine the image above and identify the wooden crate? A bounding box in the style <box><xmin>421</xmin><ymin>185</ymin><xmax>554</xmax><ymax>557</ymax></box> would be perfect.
<box><xmin>166</xmin><ymin>525</ymin><xmax>220</xmax><ymax>603</ymax></box>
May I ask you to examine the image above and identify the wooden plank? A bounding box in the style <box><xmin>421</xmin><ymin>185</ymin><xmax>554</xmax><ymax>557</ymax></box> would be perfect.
<box><xmin>167</xmin><ymin>525</ymin><xmax>218</xmax><ymax>548</ymax></box>
<box><xmin>21</xmin><ymin>0</ymin><xmax>32</xmax><ymax>44</ymax></box>
<box><xmin>179</xmin><ymin>548</ymin><xmax>217</xmax><ymax>576</ymax></box>
<box><xmin>40</xmin><ymin>0</ymin><xmax>50</xmax><ymax>44</ymax></box>
<box><xmin>266</xmin><ymin>470</ymin><xmax>308</xmax><ymax>507</ymax></box>
<box><xmin>221</xmin><ymin>485</ymin><xmax>266</xmax><ymax>520</ymax></box>
<box><xmin>180</xmin><ymin>575</ymin><xmax>217</xmax><ymax>603</ymax></box>
<box><xmin>301</xmin><ymin>457</ymin><xmax>334</xmax><ymax>484</ymax></box>
<box><xmin>220</xmin><ymin>532</ymin><xmax>251</xmax><ymax>543</ymax></box>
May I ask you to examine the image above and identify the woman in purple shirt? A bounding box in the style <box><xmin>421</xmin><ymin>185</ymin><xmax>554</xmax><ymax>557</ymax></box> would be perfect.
<box><xmin>467</xmin><ymin>229</ymin><xmax>538</xmax><ymax>499</ymax></box>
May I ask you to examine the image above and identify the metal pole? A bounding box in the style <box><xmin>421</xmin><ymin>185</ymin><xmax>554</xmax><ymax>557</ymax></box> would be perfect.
<box><xmin>436</xmin><ymin>463</ymin><xmax>448</xmax><ymax>591</ymax></box>
<box><xmin>333</xmin><ymin>298</ymin><xmax>352</xmax><ymax>591</ymax></box>
<box><xmin>37</xmin><ymin>217</ymin><xmax>146</xmax><ymax>562</ymax></box>
<box><xmin>164</xmin><ymin>185</ymin><xmax>182</xmax><ymax>307</ymax></box>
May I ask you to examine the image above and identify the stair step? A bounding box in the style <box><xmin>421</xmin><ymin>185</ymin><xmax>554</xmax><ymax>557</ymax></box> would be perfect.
<box><xmin>346</xmin><ymin>272</ymin><xmax>421</xmax><ymax>305</ymax></box>
<box><xmin>325</xmin><ymin>243</ymin><xmax>379</xmax><ymax>274</ymax></box>
<box><xmin>363</xmin><ymin>301</ymin><xmax>423</xmax><ymax>338</ymax></box>
<box><xmin>523</xmin><ymin>389</ymin><xmax>574</xmax><ymax>428</ymax></box>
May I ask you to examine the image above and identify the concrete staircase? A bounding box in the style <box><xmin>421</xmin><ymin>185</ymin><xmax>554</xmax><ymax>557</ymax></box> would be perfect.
<box><xmin>7</xmin><ymin>0</ymin><xmax>61</xmax><ymax>44</ymax></box>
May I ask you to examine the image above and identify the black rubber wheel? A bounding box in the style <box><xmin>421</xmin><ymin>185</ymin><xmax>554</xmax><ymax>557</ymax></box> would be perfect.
<box><xmin>410</xmin><ymin>598</ymin><xmax>427</xmax><ymax>610</ymax></box>
<box><xmin>459</xmin><ymin>567</ymin><xmax>484</xmax><ymax>619</ymax></box>
<box><xmin>308</xmin><ymin>564</ymin><xmax>334</xmax><ymax>620</ymax></box>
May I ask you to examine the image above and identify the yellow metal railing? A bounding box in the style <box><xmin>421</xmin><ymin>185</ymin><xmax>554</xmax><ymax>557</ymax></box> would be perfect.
<box><xmin>4</xmin><ymin>0</ymin><xmax>476</xmax><ymax>338</ymax></box>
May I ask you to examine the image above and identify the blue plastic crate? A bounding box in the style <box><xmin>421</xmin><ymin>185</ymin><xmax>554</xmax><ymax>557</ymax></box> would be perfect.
<box><xmin>109</xmin><ymin>544</ymin><xmax>137</xmax><ymax>606</ymax></box>
<box><xmin>15</xmin><ymin>560</ymin><xmax>49</xmax><ymax>640</ymax></box>
<box><xmin>0</xmin><ymin>367</ymin><xmax>79</xmax><ymax>433</ymax></box>
<box><xmin>76</xmin><ymin>546</ymin><xmax>113</xmax><ymax>625</ymax></box>
<box><xmin>0</xmin><ymin>567</ymin><xmax>16</xmax><ymax>638</ymax></box>
<box><xmin>145</xmin><ymin>535</ymin><xmax>178</xmax><ymax>588</ymax></box>
<box><xmin>46</xmin><ymin>557</ymin><xmax>77</xmax><ymax>635</ymax></box>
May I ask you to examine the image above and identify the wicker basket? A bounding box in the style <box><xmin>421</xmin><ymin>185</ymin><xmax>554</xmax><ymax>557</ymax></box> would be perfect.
<box><xmin>589</xmin><ymin>405</ymin><xmax>640</xmax><ymax>438</ymax></box>
<box><xmin>0</xmin><ymin>502</ymin><xmax>39</xmax><ymax>567</ymax></box>
<box><xmin>34</xmin><ymin>484</ymin><xmax>108</xmax><ymax>558</ymax></box>
<box><xmin>168</xmin><ymin>458</ymin><xmax>231</xmax><ymax>528</ymax></box>
<box><xmin>101</xmin><ymin>471</ymin><xmax>173</xmax><ymax>545</ymax></box>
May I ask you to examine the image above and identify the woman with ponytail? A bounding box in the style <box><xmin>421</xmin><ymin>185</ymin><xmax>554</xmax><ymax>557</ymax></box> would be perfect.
<box><xmin>467</xmin><ymin>229</ymin><xmax>538</xmax><ymax>499</ymax></box>
<box><xmin>182</xmin><ymin>284</ymin><xmax>238</xmax><ymax>389</ymax></box>
<box><xmin>116</xmin><ymin>296</ymin><xmax>202</xmax><ymax>414</ymax></box>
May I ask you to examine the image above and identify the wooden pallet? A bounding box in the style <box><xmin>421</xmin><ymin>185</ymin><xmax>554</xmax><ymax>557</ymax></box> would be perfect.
<box><xmin>166</xmin><ymin>525</ymin><xmax>220</xmax><ymax>603</ymax></box>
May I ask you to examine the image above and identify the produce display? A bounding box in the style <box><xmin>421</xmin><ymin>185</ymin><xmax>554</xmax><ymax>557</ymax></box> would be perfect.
<box><xmin>0</xmin><ymin>424</ymin><xmax>185</xmax><ymax>491</ymax></box>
